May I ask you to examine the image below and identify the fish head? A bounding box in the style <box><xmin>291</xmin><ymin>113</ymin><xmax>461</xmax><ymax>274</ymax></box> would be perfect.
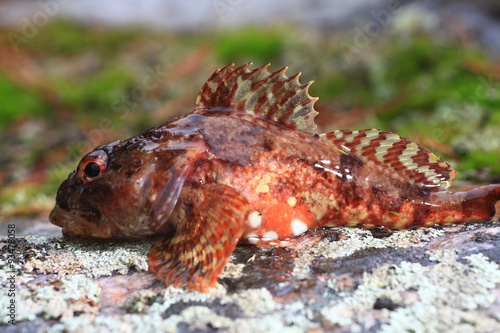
<box><xmin>50</xmin><ymin>134</ymin><xmax>200</xmax><ymax>239</ymax></box>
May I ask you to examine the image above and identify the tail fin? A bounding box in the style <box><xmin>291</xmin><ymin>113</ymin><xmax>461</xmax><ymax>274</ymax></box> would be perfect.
<box><xmin>426</xmin><ymin>184</ymin><xmax>500</xmax><ymax>224</ymax></box>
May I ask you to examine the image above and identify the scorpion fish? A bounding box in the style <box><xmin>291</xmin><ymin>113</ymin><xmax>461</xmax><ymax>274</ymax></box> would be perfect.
<box><xmin>50</xmin><ymin>63</ymin><xmax>500</xmax><ymax>292</ymax></box>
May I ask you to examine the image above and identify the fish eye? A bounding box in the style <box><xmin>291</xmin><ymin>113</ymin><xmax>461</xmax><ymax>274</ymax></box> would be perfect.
<box><xmin>78</xmin><ymin>150</ymin><xmax>108</xmax><ymax>183</ymax></box>
<box><xmin>84</xmin><ymin>162</ymin><xmax>101</xmax><ymax>178</ymax></box>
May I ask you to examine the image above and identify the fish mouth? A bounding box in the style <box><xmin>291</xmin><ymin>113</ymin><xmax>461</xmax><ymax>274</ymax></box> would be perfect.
<box><xmin>49</xmin><ymin>204</ymin><xmax>107</xmax><ymax>238</ymax></box>
<box><xmin>49</xmin><ymin>204</ymin><xmax>70</xmax><ymax>228</ymax></box>
<box><xmin>50</xmin><ymin>204</ymin><xmax>100</xmax><ymax>224</ymax></box>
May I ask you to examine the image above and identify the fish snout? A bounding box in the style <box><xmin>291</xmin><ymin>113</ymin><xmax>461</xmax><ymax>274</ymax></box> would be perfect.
<box><xmin>49</xmin><ymin>204</ymin><xmax>68</xmax><ymax>228</ymax></box>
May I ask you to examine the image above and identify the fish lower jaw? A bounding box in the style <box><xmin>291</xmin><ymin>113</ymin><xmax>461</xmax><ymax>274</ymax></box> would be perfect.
<box><xmin>50</xmin><ymin>204</ymin><xmax>113</xmax><ymax>238</ymax></box>
<box><xmin>48</xmin><ymin>204</ymin><xmax>68</xmax><ymax>228</ymax></box>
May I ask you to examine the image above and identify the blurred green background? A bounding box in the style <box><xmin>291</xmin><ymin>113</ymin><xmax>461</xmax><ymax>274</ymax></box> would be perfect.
<box><xmin>1</xmin><ymin>1</ymin><xmax>500</xmax><ymax>219</ymax></box>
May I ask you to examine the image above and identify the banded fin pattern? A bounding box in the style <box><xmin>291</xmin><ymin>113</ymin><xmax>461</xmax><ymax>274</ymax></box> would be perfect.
<box><xmin>148</xmin><ymin>184</ymin><xmax>249</xmax><ymax>292</ymax></box>
<box><xmin>194</xmin><ymin>63</ymin><xmax>318</xmax><ymax>133</ymax></box>
<box><xmin>321</xmin><ymin>129</ymin><xmax>456</xmax><ymax>191</ymax></box>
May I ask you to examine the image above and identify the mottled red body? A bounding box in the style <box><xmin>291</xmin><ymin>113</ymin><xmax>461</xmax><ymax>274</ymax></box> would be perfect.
<box><xmin>50</xmin><ymin>63</ymin><xmax>500</xmax><ymax>292</ymax></box>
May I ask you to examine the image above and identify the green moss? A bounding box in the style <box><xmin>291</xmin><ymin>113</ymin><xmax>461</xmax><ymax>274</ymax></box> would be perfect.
<box><xmin>0</xmin><ymin>76</ymin><xmax>49</xmax><ymax>125</ymax></box>
<box><xmin>462</xmin><ymin>150</ymin><xmax>500</xmax><ymax>175</ymax></box>
<box><xmin>53</xmin><ymin>65</ymin><xmax>134</xmax><ymax>121</ymax></box>
<box><xmin>25</xmin><ymin>20</ymin><xmax>144</xmax><ymax>55</ymax></box>
<box><xmin>214</xmin><ymin>27</ymin><xmax>286</xmax><ymax>64</ymax></box>
<box><xmin>0</xmin><ymin>185</ymin><xmax>54</xmax><ymax>217</ymax></box>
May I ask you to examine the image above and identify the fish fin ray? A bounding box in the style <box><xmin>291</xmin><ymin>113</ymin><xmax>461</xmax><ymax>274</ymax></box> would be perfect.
<box><xmin>321</xmin><ymin>129</ymin><xmax>456</xmax><ymax>191</ymax></box>
<box><xmin>194</xmin><ymin>63</ymin><xmax>318</xmax><ymax>133</ymax></box>
<box><xmin>148</xmin><ymin>183</ymin><xmax>249</xmax><ymax>292</ymax></box>
<box><xmin>147</xmin><ymin>157</ymin><xmax>193</xmax><ymax>229</ymax></box>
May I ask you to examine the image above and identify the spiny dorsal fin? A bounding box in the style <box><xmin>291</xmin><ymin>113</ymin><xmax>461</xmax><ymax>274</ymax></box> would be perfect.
<box><xmin>195</xmin><ymin>63</ymin><xmax>319</xmax><ymax>133</ymax></box>
<box><xmin>322</xmin><ymin>129</ymin><xmax>456</xmax><ymax>191</ymax></box>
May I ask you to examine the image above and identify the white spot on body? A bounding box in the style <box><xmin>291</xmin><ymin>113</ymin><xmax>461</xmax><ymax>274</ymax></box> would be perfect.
<box><xmin>243</xmin><ymin>233</ymin><xmax>259</xmax><ymax>244</ymax></box>
<box><xmin>246</xmin><ymin>237</ymin><xmax>259</xmax><ymax>244</ymax></box>
<box><xmin>291</xmin><ymin>219</ymin><xmax>308</xmax><ymax>236</ymax></box>
<box><xmin>315</xmin><ymin>163</ymin><xmax>342</xmax><ymax>178</ymax></box>
<box><xmin>263</xmin><ymin>230</ymin><xmax>279</xmax><ymax>240</ymax></box>
<box><xmin>287</xmin><ymin>196</ymin><xmax>297</xmax><ymax>207</ymax></box>
<box><xmin>248</xmin><ymin>211</ymin><xmax>263</xmax><ymax>229</ymax></box>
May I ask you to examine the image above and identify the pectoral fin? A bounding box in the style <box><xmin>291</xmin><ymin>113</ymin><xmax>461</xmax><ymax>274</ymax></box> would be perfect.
<box><xmin>148</xmin><ymin>184</ymin><xmax>249</xmax><ymax>292</ymax></box>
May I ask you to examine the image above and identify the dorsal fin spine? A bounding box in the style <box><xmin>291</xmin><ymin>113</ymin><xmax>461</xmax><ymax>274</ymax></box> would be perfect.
<box><xmin>194</xmin><ymin>62</ymin><xmax>318</xmax><ymax>133</ymax></box>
